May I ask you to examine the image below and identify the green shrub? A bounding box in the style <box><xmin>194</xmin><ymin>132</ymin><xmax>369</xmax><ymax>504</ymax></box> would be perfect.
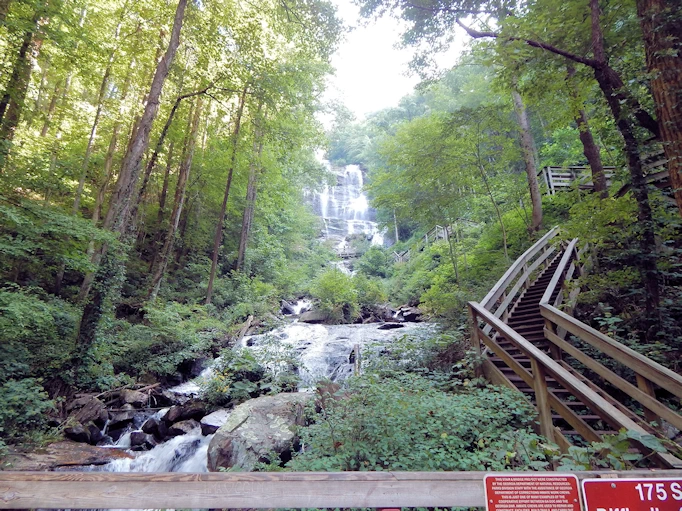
<box><xmin>202</xmin><ymin>340</ymin><xmax>301</xmax><ymax>407</ymax></box>
<box><xmin>355</xmin><ymin>246</ymin><xmax>392</xmax><ymax>278</ymax></box>
<box><xmin>0</xmin><ymin>378</ymin><xmax>54</xmax><ymax>440</ymax></box>
<box><xmin>354</xmin><ymin>274</ymin><xmax>387</xmax><ymax>308</ymax></box>
<box><xmin>310</xmin><ymin>268</ymin><xmax>359</xmax><ymax>323</ymax></box>
<box><xmin>0</xmin><ymin>286</ymin><xmax>78</xmax><ymax>383</ymax></box>
<box><xmin>288</xmin><ymin>373</ymin><xmax>547</xmax><ymax>471</ymax></box>
<box><xmin>99</xmin><ymin>302</ymin><xmax>225</xmax><ymax>384</ymax></box>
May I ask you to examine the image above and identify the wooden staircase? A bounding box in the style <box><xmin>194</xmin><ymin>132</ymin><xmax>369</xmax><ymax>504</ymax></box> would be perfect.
<box><xmin>469</xmin><ymin>228</ymin><xmax>682</xmax><ymax>468</ymax></box>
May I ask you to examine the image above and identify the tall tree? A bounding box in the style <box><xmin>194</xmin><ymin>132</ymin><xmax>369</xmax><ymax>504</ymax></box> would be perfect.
<box><xmin>637</xmin><ymin>0</ymin><xmax>682</xmax><ymax>216</ymax></box>
<box><xmin>148</xmin><ymin>95</ymin><xmax>202</xmax><ymax>299</ymax></box>
<box><xmin>76</xmin><ymin>0</ymin><xmax>190</xmax><ymax>362</ymax></box>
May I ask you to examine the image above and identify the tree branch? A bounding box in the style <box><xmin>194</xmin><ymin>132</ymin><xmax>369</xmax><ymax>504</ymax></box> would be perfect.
<box><xmin>455</xmin><ymin>19</ymin><xmax>600</xmax><ymax>68</ymax></box>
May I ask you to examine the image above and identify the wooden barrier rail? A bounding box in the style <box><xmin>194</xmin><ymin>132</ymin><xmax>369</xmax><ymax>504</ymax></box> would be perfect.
<box><xmin>538</xmin><ymin>240</ymin><xmax>682</xmax><ymax>435</ymax></box>
<box><xmin>469</xmin><ymin>301</ymin><xmax>682</xmax><ymax>468</ymax></box>
<box><xmin>1</xmin><ymin>470</ymin><xmax>681</xmax><ymax>509</ymax></box>
<box><xmin>479</xmin><ymin>227</ymin><xmax>560</xmax><ymax>334</ymax></box>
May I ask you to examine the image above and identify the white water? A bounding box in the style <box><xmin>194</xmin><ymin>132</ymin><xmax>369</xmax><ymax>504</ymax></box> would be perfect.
<box><xmin>309</xmin><ymin>162</ymin><xmax>385</xmax><ymax>269</ymax></box>
<box><xmin>107</xmin><ymin>429</ymin><xmax>213</xmax><ymax>473</ymax></box>
<box><xmin>240</xmin><ymin>321</ymin><xmax>433</xmax><ymax>389</ymax></box>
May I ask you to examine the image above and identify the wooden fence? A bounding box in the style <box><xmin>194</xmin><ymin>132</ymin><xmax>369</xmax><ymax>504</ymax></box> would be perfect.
<box><xmin>1</xmin><ymin>470</ymin><xmax>681</xmax><ymax>509</ymax></box>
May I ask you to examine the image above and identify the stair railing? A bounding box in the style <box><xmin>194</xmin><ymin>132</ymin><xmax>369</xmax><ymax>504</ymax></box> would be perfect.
<box><xmin>468</xmin><ymin>301</ymin><xmax>682</xmax><ymax>468</ymax></box>
<box><xmin>479</xmin><ymin>226</ymin><xmax>560</xmax><ymax>335</ymax></box>
<box><xmin>538</xmin><ymin>243</ymin><xmax>682</xmax><ymax>464</ymax></box>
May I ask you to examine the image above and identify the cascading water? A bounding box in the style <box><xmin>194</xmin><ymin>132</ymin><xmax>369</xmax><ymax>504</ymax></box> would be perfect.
<box><xmin>309</xmin><ymin>162</ymin><xmax>385</xmax><ymax>271</ymax></box>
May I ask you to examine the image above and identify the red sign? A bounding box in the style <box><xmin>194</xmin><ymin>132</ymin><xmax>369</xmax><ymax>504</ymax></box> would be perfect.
<box><xmin>485</xmin><ymin>474</ymin><xmax>581</xmax><ymax>511</ymax></box>
<box><xmin>583</xmin><ymin>478</ymin><xmax>682</xmax><ymax>511</ymax></box>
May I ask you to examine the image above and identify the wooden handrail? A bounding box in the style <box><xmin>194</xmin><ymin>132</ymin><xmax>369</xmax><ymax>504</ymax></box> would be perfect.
<box><xmin>541</xmin><ymin>304</ymin><xmax>682</xmax><ymax>400</ymax></box>
<box><xmin>480</xmin><ymin>226</ymin><xmax>559</xmax><ymax>311</ymax></box>
<box><xmin>540</xmin><ymin>238</ymin><xmax>578</xmax><ymax>305</ymax></box>
<box><xmin>1</xmin><ymin>470</ymin><xmax>681</xmax><ymax>509</ymax></box>
<box><xmin>469</xmin><ymin>301</ymin><xmax>682</xmax><ymax>469</ymax></box>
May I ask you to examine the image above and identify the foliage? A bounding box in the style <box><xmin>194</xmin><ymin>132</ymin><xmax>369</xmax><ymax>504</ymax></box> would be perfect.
<box><xmin>0</xmin><ymin>285</ymin><xmax>78</xmax><ymax>382</ymax></box>
<box><xmin>553</xmin><ymin>430</ymin><xmax>667</xmax><ymax>471</ymax></box>
<box><xmin>287</xmin><ymin>373</ymin><xmax>549</xmax><ymax>471</ymax></box>
<box><xmin>0</xmin><ymin>378</ymin><xmax>55</xmax><ymax>440</ymax></box>
<box><xmin>309</xmin><ymin>268</ymin><xmax>360</xmax><ymax>323</ymax></box>
<box><xmin>94</xmin><ymin>302</ymin><xmax>227</xmax><ymax>387</ymax></box>
<box><xmin>201</xmin><ymin>341</ymin><xmax>301</xmax><ymax>407</ymax></box>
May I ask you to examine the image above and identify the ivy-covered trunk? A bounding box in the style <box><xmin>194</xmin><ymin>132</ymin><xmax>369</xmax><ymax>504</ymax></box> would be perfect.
<box><xmin>590</xmin><ymin>0</ymin><xmax>660</xmax><ymax>325</ymax></box>
<box><xmin>637</xmin><ymin>0</ymin><xmax>682</xmax><ymax>217</ymax></box>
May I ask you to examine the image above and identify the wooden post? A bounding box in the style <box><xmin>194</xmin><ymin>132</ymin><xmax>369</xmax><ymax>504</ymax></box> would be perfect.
<box><xmin>468</xmin><ymin>304</ymin><xmax>483</xmax><ymax>378</ymax></box>
<box><xmin>501</xmin><ymin>292</ymin><xmax>509</xmax><ymax>322</ymax></box>
<box><xmin>635</xmin><ymin>374</ymin><xmax>661</xmax><ymax>427</ymax></box>
<box><xmin>530</xmin><ymin>358</ymin><xmax>556</xmax><ymax>443</ymax></box>
<box><xmin>523</xmin><ymin>262</ymin><xmax>530</xmax><ymax>289</ymax></box>
<box><xmin>545</xmin><ymin>318</ymin><xmax>563</xmax><ymax>360</ymax></box>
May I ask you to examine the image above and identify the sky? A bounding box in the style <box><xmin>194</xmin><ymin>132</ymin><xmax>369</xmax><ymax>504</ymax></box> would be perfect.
<box><xmin>324</xmin><ymin>0</ymin><xmax>464</xmax><ymax>120</ymax></box>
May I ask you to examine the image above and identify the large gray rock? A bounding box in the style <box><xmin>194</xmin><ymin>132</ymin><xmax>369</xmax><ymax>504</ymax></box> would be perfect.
<box><xmin>207</xmin><ymin>393</ymin><xmax>311</xmax><ymax>471</ymax></box>
<box><xmin>121</xmin><ymin>389</ymin><xmax>148</xmax><ymax>407</ymax></box>
<box><xmin>299</xmin><ymin>310</ymin><xmax>328</xmax><ymax>324</ymax></box>
<box><xmin>67</xmin><ymin>396</ymin><xmax>108</xmax><ymax>426</ymax></box>
<box><xmin>200</xmin><ymin>409</ymin><xmax>230</xmax><ymax>435</ymax></box>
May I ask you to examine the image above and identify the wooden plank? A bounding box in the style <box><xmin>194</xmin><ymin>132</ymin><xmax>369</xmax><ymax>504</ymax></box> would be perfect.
<box><xmin>532</xmin><ymin>358</ymin><xmax>556</xmax><ymax>442</ymax></box>
<box><xmin>3</xmin><ymin>470</ymin><xmax>682</xmax><ymax>510</ymax></box>
<box><xmin>636</xmin><ymin>374</ymin><xmax>661</xmax><ymax>425</ymax></box>
<box><xmin>493</xmin><ymin>246</ymin><xmax>556</xmax><ymax>319</ymax></box>
<box><xmin>480</xmin><ymin>227</ymin><xmax>559</xmax><ymax>310</ymax></box>
<box><xmin>543</xmin><ymin>328</ymin><xmax>682</xmax><ymax>432</ymax></box>
<box><xmin>478</xmin><ymin>328</ymin><xmax>534</xmax><ymax>387</ymax></box>
<box><xmin>541</xmin><ymin>239</ymin><xmax>578</xmax><ymax>305</ymax></box>
<box><xmin>541</xmin><ymin>304</ymin><xmax>682</xmax><ymax>399</ymax></box>
<box><xmin>547</xmin><ymin>392</ymin><xmax>603</xmax><ymax>443</ymax></box>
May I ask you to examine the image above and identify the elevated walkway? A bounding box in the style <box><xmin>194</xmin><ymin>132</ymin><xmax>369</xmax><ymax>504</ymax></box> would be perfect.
<box><xmin>469</xmin><ymin>227</ymin><xmax>682</xmax><ymax>468</ymax></box>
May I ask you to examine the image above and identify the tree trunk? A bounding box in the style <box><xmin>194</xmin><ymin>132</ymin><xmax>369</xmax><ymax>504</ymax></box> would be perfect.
<box><xmin>76</xmin><ymin>0</ymin><xmax>189</xmax><ymax>365</ymax></box>
<box><xmin>158</xmin><ymin>141</ymin><xmax>174</xmax><ymax>223</ymax></box>
<box><xmin>205</xmin><ymin>86</ymin><xmax>248</xmax><ymax>304</ymax></box>
<box><xmin>147</xmin><ymin>96</ymin><xmax>202</xmax><ymax>300</ymax></box>
<box><xmin>72</xmin><ymin>17</ymin><xmax>125</xmax><ymax>215</ymax></box>
<box><xmin>590</xmin><ymin>0</ymin><xmax>659</xmax><ymax>322</ymax></box>
<box><xmin>101</xmin><ymin>0</ymin><xmax>188</xmax><ymax>237</ymax></box>
<box><xmin>133</xmin><ymin>86</ymin><xmax>209</xmax><ymax>221</ymax></box>
<box><xmin>576</xmin><ymin>108</ymin><xmax>608</xmax><ymax>197</ymax></box>
<box><xmin>40</xmin><ymin>80</ymin><xmax>61</xmax><ymax>137</ymax></box>
<box><xmin>511</xmin><ymin>88</ymin><xmax>543</xmax><ymax>232</ymax></box>
<box><xmin>235</xmin><ymin>124</ymin><xmax>264</xmax><ymax>272</ymax></box>
<box><xmin>0</xmin><ymin>0</ymin><xmax>11</xmax><ymax>21</ymax></box>
<box><xmin>566</xmin><ymin>65</ymin><xmax>607</xmax><ymax>197</ymax></box>
<box><xmin>393</xmin><ymin>209</ymin><xmax>400</xmax><ymax>242</ymax></box>
<box><xmin>0</xmin><ymin>8</ymin><xmax>42</xmax><ymax>170</ymax></box>
<box><xmin>637</xmin><ymin>0</ymin><xmax>682</xmax><ymax>217</ymax></box>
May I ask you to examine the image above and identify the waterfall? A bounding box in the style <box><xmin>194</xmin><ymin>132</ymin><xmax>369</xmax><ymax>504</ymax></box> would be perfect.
<box><xmin>310</xmin><ymin>161</ymin><xmax>385</xmax><ymax>259</ymax></box>
<box><xmin>106</xmin><ymin>429</ymin><xmax>213</xmax><ymax>473</ymax></box>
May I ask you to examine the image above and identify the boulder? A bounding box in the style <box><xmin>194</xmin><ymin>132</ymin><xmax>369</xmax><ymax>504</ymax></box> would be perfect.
<box><xmin>299</xmin><ymin>310</ymin><xmax>328</xmax><ymax>324</ymax></box>
<box><xmin>67</xmin><ymin>396</ymin><xmax>108</xmax><ymax>426</ymax></box>
<box><xmin>1</xmin><ymin>441</ymin><xmax>133</xmax><ymax>470</ymax></box>
<box><xmin>141</xmin><ymin>417</ymin><xmax>160</xmax><ymax>435</ymax></box>
<box><xmin>165</xmin><ymin>402</ymin><xmax>206</xmax><ymax>423</ymax></box>
<box><xmin>109</xmin><ymin>403</ymin><xmax>137</xmax><ymax>429</ymax></box>
<box><xmin>398</xmin><ymin>306</ymin><xmax>423</xmax><ymax>322</ymax></box>
<box><xmin>207</xmin><ymin>392</ymin><xmax>311</xmax><ymax>472</ymax></box>
<box><xmin>130</xmin><ymin>431</ymin><xmax>158</xmax><ymax>450</ymax></box>
<box><xmin>87</xmin><ymin>423</ymin><xmax>104</xmax><ymax>445</ymax></box>
<box><xmin>167</xmin><ymin>419</ymin><xmax>201</xmax><ymax>437</ymax></box>
<box><xmin>377</xmin><ymin>323</ymin><xmax>404</xmax><ymax>330</ymax></box>
<box><xmin>121</xmin><ymin>389</ymin><xmax>148</xmax><ymax>407</ymax></box>
<box><xmin>64</xmin><ymin>425</ymin><xmax>91</xmax><ymax>444</ymax></box>
<box><xmin>281</xmin><ymin>300</ymin><xmax>296</xmax><ymax>315</ymax></box>
<box><xmin>200</xmin><ymin>409</ymin><xmax>230</xmax><ymax>435</ymax></box>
